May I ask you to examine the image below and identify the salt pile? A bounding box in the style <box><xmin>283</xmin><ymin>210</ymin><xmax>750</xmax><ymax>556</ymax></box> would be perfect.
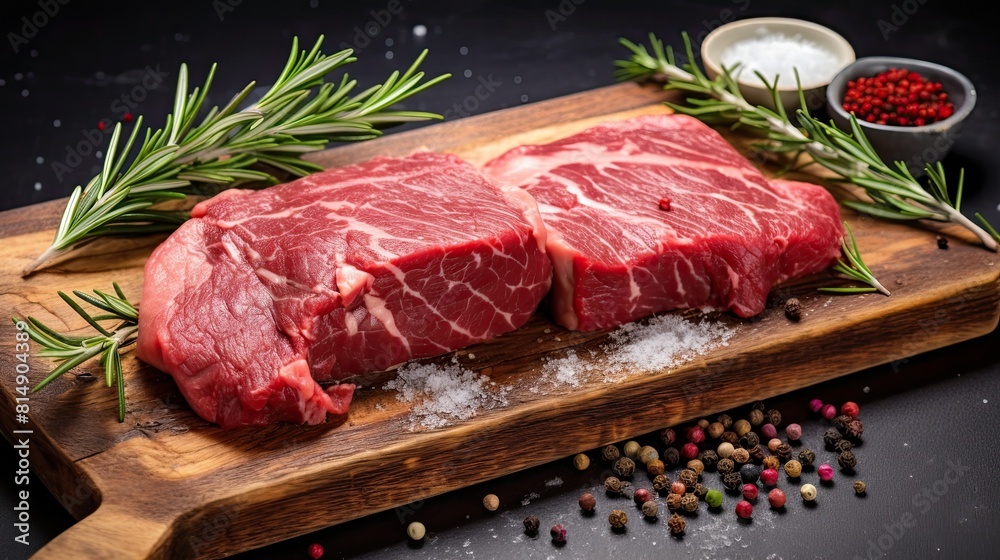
<box><xmin>383</xmin><ymin>362</ymin><xmax>510</xmax><ymax>430</ymax></box>
<box><xmin>719</xmin><ymin>32</ymin><xmax>840</xmax><ymax>87</ymax></box>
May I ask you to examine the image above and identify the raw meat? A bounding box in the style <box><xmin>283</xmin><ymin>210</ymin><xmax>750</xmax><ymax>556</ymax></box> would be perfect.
<box><xmin>136</xmin><ymin>152</ymin><xmax>551</xmax><ymax>428</ymax></box>
<box><xmin>483</xmin><ymin>114</ymin><xmax>843</xmax><ymax>331</ymax></box>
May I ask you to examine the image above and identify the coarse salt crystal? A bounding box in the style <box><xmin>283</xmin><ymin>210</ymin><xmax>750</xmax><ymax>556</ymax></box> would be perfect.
<box><xmin>719</xmin><ymin>31</ymin><xmax>840</xmax><ymax>88</ymax></box>
<box><xmin>383</xmin><ymin>362</ymin><xmax>509</xmax><ymax>430</ymax></box>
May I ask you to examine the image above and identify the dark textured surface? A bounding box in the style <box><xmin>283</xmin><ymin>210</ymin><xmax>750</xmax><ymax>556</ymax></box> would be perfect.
<box><xmin>1</xmin><ymin>0</ymin><xmax>998</xmax><ymax>559</ymax></box>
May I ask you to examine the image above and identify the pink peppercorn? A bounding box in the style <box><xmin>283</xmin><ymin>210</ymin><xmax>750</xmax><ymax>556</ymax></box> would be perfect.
<box><xmin>821</xmin><ymin>404</ymin><xmax>837</xmax><ymax>420</ymax></box>
<box><xmin>760</xmin><ymin>423</ymin><xmax>777</xmax><ymax>439</ymax></box>
<box><xmin>760</xmin><ymin>468</ymin><xmax>779</xmax><ymax>487</ymax></box>
<box><xmin>767</xmin><ymin>488</ymin><xmax>787</xmax><ymax>508</ymax></box>
<box><xmin>742</xmin><ymin>484</ymin><xmax>759</xmax><ymax>500</ymax></box>
<box><xmin>785</xmin><ymin>423</ymin><xmax>803</xmax><ymax>441</ymax></box>
<box><xmin>680</xmin><ymin>443</ymin><xmax>699</xmax><ymax>461</ymax></box>
<box><xmin>809</xmin><ymin>398</ymin><xmax>824</xmax><ymax>413</ymax></box>
<box><xmin>633</xmin><ymin>488</ymin><xmax>651</xmax><ymax>506</ymax></box>
<box><xmin>687</xmin><ymin>426</ymin><xmax>706</xmax><ymax>444</ymax></box>
<box><xmin>550</xmin><ymin>523</ymin><xmax>567</xmax><ymax>543</ymax></box>
<box><xmin>841</xmin><ymin>401</ymin><xmax>860</xmax><ymax>419</ymax></box>
<box><xmin>308</xmin><ymin>543</ymin><xmax>324</xmax><ymax>559</ymax></box>
<box><xmin>670</xmin><ymin>481</ymin><xmax>687</xmax><ymax>494</ymax></box>
<box><xmin>818</xmin><ymin>463</ymin><xmax>835</xmax><ymax>481</ymax></box>
<box><xmin>735</xmin><ymin>500</ymin><xmax>753</xmax><ymax>519</ymax></box>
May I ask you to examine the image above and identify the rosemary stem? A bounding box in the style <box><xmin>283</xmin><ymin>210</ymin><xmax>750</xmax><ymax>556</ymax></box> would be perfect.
<box><xmin>942</xmin><ymin>206</ymin><xmax>1000</xmax><ymax>251</ymax></box>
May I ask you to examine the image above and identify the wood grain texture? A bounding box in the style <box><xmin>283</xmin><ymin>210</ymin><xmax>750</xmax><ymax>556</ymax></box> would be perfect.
<box><xmin>1</xmin><ymin>82</ymin><xmax>998</xmax><ymax>559</ymax></box>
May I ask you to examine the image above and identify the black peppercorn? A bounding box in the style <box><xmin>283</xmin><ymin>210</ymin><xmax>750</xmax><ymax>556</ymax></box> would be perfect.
<box><xmin>699</xmin><ymin>450</ymin><xmax>719</xmax><ymax>470</ymax></box>
<box><xmin>681</xmin><ymin>492</ymin><xmax>699</xmax><ymax>513</ymax></box>
<box><xmin>845</xmin><ymin>420</ymin><xmax>864</xmax><ymax>441</ymax></box>
<box><xmin>747</xmin><ymin>444</ymin><xmax>765</xmax><ymax>463</ymax></box>
<box><xmin>667</xmin><ymin>513</ymin><xmax>686</xmax><ymax>535</ymax></box>
<box><xmin>751</xmin><ymin>400</ymin><xmax>767</xmax><ymax>411</ymax></box>
<box><xmin>784</xmin><ymin>298</ymin><xmax>802</xmax><ymax>321</ymax></box>
<box><xmin>660</xmin><ymin>428</ymin><xmax>677</xmax><ymax>446</ymax></box>
<box><xmin>823</xmin><ymin>428</ymin><xmax>843</xmax><ymax>449</ymax></box>
<box><xmin>723</xmin><ymin>471</ymin><xmax>742</xmax><ymax>491</ymax></box>
<box><xmin>766</xmin><ymin>409</ymin><xmax>782</xmax><ymax>427</ymax></box>
<box><xmin>720</xmin><ymin>431</ymin><xmax>739</xmax><ymax>445</ymax></box>
<box><xmin>838</xmin><ymin>450</ymin><xmax>858</xmax><ymax>471</ymax></box>
<box><xmin>604</xmin><ymin>476</ymin><xmax>625</xmax><ymax>496</ymax></box>
<box><xmin>834</xmin><ymin>439</ymin><xmax>854</xmax><ymax>454</ymax></box>
<box><xmin>797</xmin><ymin>448</ymin><xmax>816</xmax><ymax>468</ymax></box>
<box><xmin>853</xmin><ymin>480</ymin><xmax>867</xmax><ymax>495</ymax></box>
<box><xmin>614</xmin><ymin>457</ymin><xmax>636</xmax><ymax>478</ymax></box>
<box><xmin>716</xmin><ymin>458</ymin><xmax>735</xmax><ymax>475</ymax></box>
<box><xmin>739</xmin><ymin>432</ymin><xmax>760</xmax><ymax>449</ymax></box>
<box><xmin>937</xmin><ymin>235</ymin><xmax>948</xmax><ymax>249</ymax></box>
<box><xmin>678</xmin><ymin>468</ymin><xmax>699</xmax><ymax>489</ymax></box>
<box><xmin>653</xmin><ymin>474</ymin><xmax>671</xmax><ymax>493</ymax></box>
<box><xmin>523</xmin><ymin>515</ymin><xmax>540</xmax><ymax>535</ymax></box>
<box><xmin>740</xmin><ymin>463</ymin><xmax>761</xmax><ymax>484</ymax></box>
<box><xmin>775</xmin><ymin>443</ymin><xmax>792</xmax><ymax>462</ymax></box>
<box><xmin>602</xmin><ymin>445</ymin><xmax>620</xmax><ymax>462</ymax></box>
<box><xmin>832</xmin><ymin>414</ymin><xmax>851</xmax><ymax>432</ymax></box>
<box><xmin>718</xmin><ymin>413</ymin><xmax>733</xmax><ymax>429</ymax></box>
<box><xmin>748</xmin><ymin>409</ymin><xmax>764</xmax><ymax>426</ymax></box>
<box><xmin>662</xmin><ymin>447</ymin><xmax>680</xmax><ymax>467</ymax></box>
<box><xmin>666</xmin><ymin>493</ymin><xmax>683</xmax><ymax>511</ymax></box>
<box><xmin>693</xmin><ymin>483</ymin><xmax>709</xmax><ymax>499</ymax></box>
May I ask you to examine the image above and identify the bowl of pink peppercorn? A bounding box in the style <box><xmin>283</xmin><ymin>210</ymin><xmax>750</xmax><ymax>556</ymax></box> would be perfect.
<box><xmin>826</xmin><ymin>56</ymin><xmax>977</xmax><ymax>174</ymax></box>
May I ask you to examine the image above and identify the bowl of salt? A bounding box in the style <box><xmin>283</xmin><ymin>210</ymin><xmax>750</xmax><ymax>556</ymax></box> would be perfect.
<box><xmin>701</xmin><ymin>17</ymin><xmax>855</xmax><ymax>114</ymax></box>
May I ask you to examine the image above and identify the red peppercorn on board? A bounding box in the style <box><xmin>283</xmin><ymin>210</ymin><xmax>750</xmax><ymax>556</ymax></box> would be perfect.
<box><xmin>1</xmin><ymin>82</ymin><xmax>998</xmax><ymax>559</ymax></box>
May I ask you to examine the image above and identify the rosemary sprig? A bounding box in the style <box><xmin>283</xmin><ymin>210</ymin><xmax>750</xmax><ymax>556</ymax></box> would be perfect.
<box><xmin>15</xmin><ymin>283</ymin><xmax>138</xmax><ymax>421</ymax></box>
<box><xmin>819</xmin><ymin>222</ymin><xmax>890</xmax><ymax>295</ymax></box>
<box><xmin>24</xmin><ymin>36</ymin><xmax>450</xmax><ymax>276</ymax></box>
<box><xmin>615</xmin><ymin>32</ymin><xmax>1000</xmax><ymax>252</ymax></box>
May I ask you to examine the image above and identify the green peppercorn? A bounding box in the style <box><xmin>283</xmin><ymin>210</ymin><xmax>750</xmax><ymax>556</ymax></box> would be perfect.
<box><xmin>723</xmin><ymin>471</ymin><xmax>742</xmax><ymax>491</ymax></box>
<box><xmin>765</xmin><ymin>409</ymin><xmax>782</xmax><ymax>427</ymax></box>
<box><xmin>705</xmin><ymin>488</ymin><xmax>724</xmax><ymax>508</ymax></box>
<box><xmin>717</xmin><ymin>458</ymin><xmax>735</xmax><ymax>475</ymax></box>
<box><xmin>797</xmin><ymin>449</ymin><xmax>816</xmax><ymax>468</ymax></box>
<box><xmin>667</xmin><ymin>513</ymin><xmax>686</xmax><ymax>535</ymax></box>
<box><xmin>699</xmin><ymin>450</ymin><xmax>719</xmax><ymax>470</ymax></box>
<box><xmin>623</xmin><ymin>440</ymin><xmax>641</xmax><ymax>459</ymax></box>
<box><xmin>823</xmin><ymin>428</ymin><xmax>843</xmax><ymax>448</ymax></box>
<box><xmin>602</xmin><ymin>445</ymin><xmax>620</xmax><ymax>462</ymax></box>
<box><xmin>739</xmin><ymin>432</ymin><xmax>760</xmax><ymax>449</ymax></box>
<box><xmin>838</xmin><ymin>450</ymin><xmax>858</xmax><ymax>471</ymax></box>
<box><xmin>647</xmin><ymin>459</ymin><xmax>665</xmax><ymax>476</ymax></box>
<box><xmin>638</xmin><ymin>445</ymin><xmax>659</xmax><ymax>465</ymax></box>
<box><xmin>652</xmin><ymin>474</ymin><xmax>671</xmax><ymax>493</ymax></box>
<box><xmin>718</xmin><ymin>413</ymin><xmax>733</xmax><ymax>429</ymax></box>
<box><xmin>614</xmin><ymin>457</ymin><xmax>636</xmax><ymax>478</ymax></box>
<box><xmin>853</xmin><ymin>480</ymin><xmax>867</xmax><ymax>495</ymax></box>
<box><xmin>775</xmin><ymin>443</ymin><xmax>793</xmax><ymax>462</ymax></box>
<box><xmin>662</xmin><ymin>447</ymin><xmax>680</xmax><ymax>467</ymax></box>
<box><xmin>748</xmin><ymin>408</ymin><xmax>764</xmax><ymax>426</ymax></box>
<box><xmin>731</xmin><ymin>447</ymin><xmax>750</xmax><ymax>465</ymax></box>
<box><xmin>681</xmin><ymin>492</ymin><xmax>699</xmax><ymax>513</ymax></box>
<box><xmin>762</xmin><ymin>455</ymin><xmax>780</xmax><ymax>471</ymax></box>
<box><xmin>609</xmin><ymin>509</ymin><xmax>628</xmax><ymax>530</ymax></box>
<box><xmin>604</xmin><ymin>476</ymin><xmax>624</xmax><ymax>496</ymax></box>
<box><xmin>666</xmin><ymin>493</ymin><xmax>683</xmax><ymax>511</ymax></box>
<box><xmin>733</xmin><ymin>419</ymin><xmax>752</xmax><ymax>437</ymax></box>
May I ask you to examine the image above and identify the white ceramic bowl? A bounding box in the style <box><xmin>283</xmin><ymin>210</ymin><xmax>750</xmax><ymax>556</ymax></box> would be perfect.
<box><xmin>701</xmin><ymin>17</ymin><xmax>855</xmax><ymax>114</ymax></box>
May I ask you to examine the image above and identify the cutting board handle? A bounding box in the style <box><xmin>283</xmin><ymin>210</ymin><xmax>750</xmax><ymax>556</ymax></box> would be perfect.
<box><xmin>31</xmin><ymin>503</ymin><xmax>171</xmax><ymax>560</ymax></box>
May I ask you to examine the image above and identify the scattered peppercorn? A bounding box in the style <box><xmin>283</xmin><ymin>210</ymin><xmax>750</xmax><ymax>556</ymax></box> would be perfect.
<box><xmin>798</xmin><ymin>449</ymin><xmax>816</xmax><ymax>468</ymax></box>
<box><xmin>483</xmin><ymin>494</ymin><xmax>500</xmax><ymax>511</ymax></box>
<box><xmin>718</xmin><ymin>413</ymin><xmax>734</xmax><ymax>429</ymax></box>
<box><xmin>767</xmin><ymin>438</ymin><xmax>783</xmax><ymax>453</ymax></box>
<box><xmin>705</xmin><ymin>489</ymin><xmax>724</xmax><ymax>508</ymax></box>
<box><xmin>808</xmin><ymin>398</ymin><xmax>824</xmax><ymax>414</ymax></box>
<box><xmin>523</xmin><ymin>515</ymin><xmax>540</xmax><ymax>535</ymax></box>
<box><xmin>697</xmin><ymin>418</ymin><xmax>709</xmax><ymax>429</ymax></box>
<box><xmin>821</xmin><ymin>404</ymin><xmax>837</xmax><ymax>420</ymax></box>
<box><xmin>550</xmin><ymin>523</ymin><xmax>568</xmax><ymax>543</ymax></box>
<box><xmin>680</xmin><ymin>443</ymin><xmax>700</xmax><ymax>461</ymax></box>
<box><xmin>623</xmin><ymin>440</ymin><xmax>641</xmax><ymax>459</ymax></box>
<box><xmin>308</xmin><ymin>543</ymin><xmax>324</xmax><ymax>560</ymax></box>
<box><xmin>760</xmin><ymin>468</ymin><xmax>779</xmax><ymax>487</ymax></box>
<box><xmin>731</xmin><ymin>447</ymin><xmax>750</xmax><ymax>465</ymax></box>
<box><xmin>605</xmin><ymin>476</ymin><xmax>625</xmax><ymax>495</ymax></box>
<box><xmin>800</xmin><ymin>483</ymin><xmax>818</xmax><ymax>501</ymax></box>
<box><xmin>407</xmin><ymin>521</ymin><xmax>426</xmax><ymax>541</ymax></box>
<box><xmin>768</xmin><ymin>488</ymin><xmax>787</xmax><ymax>508</ymax></box>
<box><xmin>681</xmin><ymin>492</ymin><xmax>699</xmax><ymax>513</ymax></box>
<box><xmin>670</xmin><ymin>481</ymin><xmax>687</xmax><ymax>495</ymax></box>
<box><xmin>740</xmin><ymin>464</ymin><xmax>761</xmax><ymax>484</ymax></box>
<box><xmin>835</xmin><ymin>439</ymin><xmax>854</xmax><ymax>454</ymax></box>
<box><xmin>608</xmin><ymin>509</ymin><xmax>628</xmax><ymax>530</ymax></box>
<box><xmin>739</xmin><ymin>432</ymin><xmax>760</xmax><ymax>449</ymax></box>
<box><xmin>693</xmin><ymin>483</ymin><xmax>709</xmax><ymax>499</ymax></box>
<box><xmin>633</xmin><ymin>488</ymin><xmax>651</xmax><ymax>506</ymax></box>
<box><xmin>573</xmin><ymin>453</ymin><xmax>590</xmax><ymax>471</ymax></box>
<box><xmin>763</xmin><ymin>455</ymin><xmax>781</xmax><ymax>471</ymax></box>
<box><xmin>687</xmin><ymin>426</ymin><xmax>706</xmax><ymax>444</ymax></box>
<box><xmin>667</xmin><ymin>513</ymin><xmax>686</xmax><ymax>535</ymax></box>
<box><xmin>833</xmin><ymin>414</ymin><xmax>853</xmax><ymax>433</ymax></box>
<box><xmin>720</xmin><ymin>431</ymin><xmax>739</xmax><ymax>445</ymax></box>
<box><xmin>748</xmin><ymin>408</ymin><xmax>764</xmax><ymax>426</ymax></box>
<box><xmin>743</xmin><ymin>483</ymin><xmax>759</xmax><ymax>501</ymax></box>
<box><xmin>707</xmin><ymin>422</ymin><xmax>725</xmax><ymax>440</ymax></box>
<box><xmin>775</xmin><ymin>443</ymin><xmax>793</xmax><ymax>462</ymax></box>
<box><xmin>838</xmin><ymin>450</ymin><xmax>858</xmax><ymax>471</ymax></box>
<box><xmin>760</xmin><ymin>423</ymin><xmax>778</xmax><ymax>440</ymax></box>
<box><xmin>723</xmin><ymin>471</ymin><xmax>743</xmax><ymax>491</ymax></box>
<box><xmin>700</xmin><ymin>450</ymin><xmax>719</xmax><ymax>470</ymax></box>
<box><xmin>733</xmin><ymin>419</ymin><xmax>752</xmax><ymax>437</ymax></box>
<box><xmin>687</xmin><ymin>459</ymin><xmax>705</xmax><ymax>475</ymax></box>
<box><xmin>660</xmin><ymin>428</ymin><xmax>677</xmax><ymax>446</ymax></box>
<box><xmin>853</xmin><ymin>480</ymin><xmax>868</xmax><ymax>495</ymax></box>
<box><xmin>662</xmin><ymin>447</ymin><xmax>680</xmax><ymax>466</ymax></box>
<box><xmin>765</xmin><ymin>409</ymin><xmax>782</xmax><ymax>427</ymax></box>
<box><xmin>817</xmin><ymin>464</ymin><xmax>835</xmax><ymax>482</ymax></box>
<box><xmin>784</xmin><ymin>459</ymin><xmax>803</xmax><ymax>478</ymax></box>
<box><xmin>666</xmin><ymin>493</ymin><xmax>683</xmax><ymax>511</ymax></box>
<box><xmin>602</xmin><ymin>445</ymin><xmax>620</xmax><ymax>462</ymax></box>
<box><xmin>717</xmin><ymin>442</ymin><xmax>735</xmax><ymax>459</ymax></box>
<box><xmin>735</xmin><ymin>500</ymin><xmax>753</xmax><ymax>519</ymax></box>
<box><xmin>717</xmin><ymin>458</ymin><xmax>735</xmax><ymax>475</ymax></box>
<box><xmin>678</xmin><ymin>468</ymin><xmax>699</xmax><ymax>488</ymax></box>
<box><xmin>784</xmin><ymin>297</ymin><xmax>802</xmax><ymax>321</ymax></box>
<box><xmin>845</xmin><ymin>420</ymin><xmax>865</xmax><ymax>441</ymax></box>
<box><xmin>642</xmin><ymin>500</ymin><xmax>659</xmax><ymax>518</ymax></box>
<box><xmin>751</xmin><ymin>400</ymin><xmax>767</xmax><ymax>411</ymax></box>
<box><xmin>579</xmin><ymin>492</ymin><xmax>597</xmax><ymax>511</ymax></box>
<box><xmin>842</xmin><ymin>67</ymin><xmax>954</xmax><ymax>127</ymax></box>
<box><xmin>784</xmin><ymin>423</ymin><xmax>802</xmax><ymax>441</ymax></box>
<box><xmin>647</xmin><ymin>459</ymin><xmax>666</xmax><ymax>476</ymax></box>
<box><xmin>653</xmin><ymin>474</ymin><xmax>671</xmax><ymax>493</ymax></box>
<box><xmin>936</xmin><ymin>235</ymin><xmax>949</xmax><ymax>250</ymax></box>
<box><xmin>614</xmin><ymin>457</ymin><xmax>636</xmax><ymax>478</ymax></box>
<box><xmin>823</xmin><ymin>428</ymin><xmax>843</xmax><ymax>449</ymax></box>
<box><xmin>747</xmin><ymin>445</ymin><xmax>765</xmax><ymax>463</ymax></box>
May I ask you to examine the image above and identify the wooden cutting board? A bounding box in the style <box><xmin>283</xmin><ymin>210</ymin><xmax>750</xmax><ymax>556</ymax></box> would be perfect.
<box><xmin>2</xmin><ymin>82</ymin><xmax>998</xmax><ymax>559</ymax></box>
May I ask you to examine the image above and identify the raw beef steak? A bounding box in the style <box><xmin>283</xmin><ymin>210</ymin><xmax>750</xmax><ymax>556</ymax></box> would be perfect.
<box><xmin>137</xmin><ymin>152</ymin><xmax>551</xmax><ymax>428</ymax></box>
<box><xmin>483</xmin><ymin>114</ymin><xmax>843</xmax><ymax>331</ymax></box>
